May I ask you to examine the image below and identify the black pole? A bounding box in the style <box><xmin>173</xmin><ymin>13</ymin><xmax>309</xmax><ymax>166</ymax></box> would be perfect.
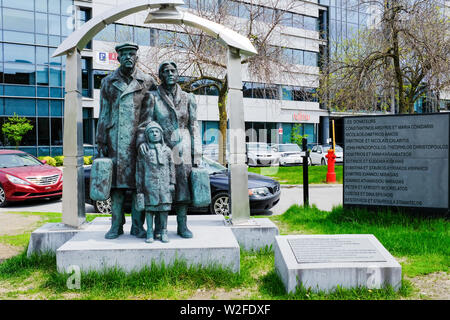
<box><xmin>302</xmin><ymin>138</ymin><xmax>309</xmax><ymax>207</ymax></box>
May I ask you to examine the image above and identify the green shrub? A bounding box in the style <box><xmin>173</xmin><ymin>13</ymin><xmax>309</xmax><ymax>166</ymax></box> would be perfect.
<box><xmin>38</xmin><ymin>156</ymin><xmax>57</xmax><ymax>167</ymax></box>
<box><xmin>53</xmin><ymin>155</ymin><xmax>65</xmax><ymax>166</ymax></box>
<box><xmin>83</xmin><ymin>156</ymin><xmax>93</xmax><ymax>165</ymax></box>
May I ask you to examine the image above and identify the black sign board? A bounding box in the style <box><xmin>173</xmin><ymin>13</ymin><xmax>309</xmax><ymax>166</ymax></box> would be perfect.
<box><xmin>343</xmin><ymin>113</ymin><xmax>449</xmax><ymax>214</ymax></box>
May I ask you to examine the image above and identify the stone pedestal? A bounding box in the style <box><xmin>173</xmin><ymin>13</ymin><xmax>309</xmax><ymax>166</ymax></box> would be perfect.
<box><xmin>56</xmin><ymin>215</ymin><xmax>240</xmax><ymax>274</ymax></box>
<box><xmin>274</xmin><ymin>234</ymin><xmax>402</xmax><ymax>293</ymax></box>
<box><xmin>27</xmin><ymin>222</ymin><xmax>87</xmax><ymax>256</ymax></box>
<box><xmin>230</xmin><ymin>218</ymin><xmax>279</xmax><ymax>252</ymax></box>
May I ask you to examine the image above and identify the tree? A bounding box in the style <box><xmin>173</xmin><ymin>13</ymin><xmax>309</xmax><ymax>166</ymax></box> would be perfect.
<box><xmin>290</xmin><ymin>124</ymin><xmax>308</xmax><ymax>148</ymax></box>
<box><xmin>318</xmin><ymin>0</ymin><xmax>450</xmax><ymax>114</ymax></box>
<box><xmin>2</xmin><ymin>113</ymin><xmax>34</xmax><ymax>149</ymax></box>
<box><xmin>136</xmin><ymin>0</ymin><xmax>309</xmax><ymax>165</ymax></box>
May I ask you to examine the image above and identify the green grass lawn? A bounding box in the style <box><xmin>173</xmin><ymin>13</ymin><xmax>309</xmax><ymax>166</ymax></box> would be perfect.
<box><xmin>0</xmin><ymin>206</ymin><xmax>448</xmax><ymax>300</ymax></box>
<box><xmin>248</xmin><ymin>165</ymin><xmax>343</xmax><ymax>184</ymax></box>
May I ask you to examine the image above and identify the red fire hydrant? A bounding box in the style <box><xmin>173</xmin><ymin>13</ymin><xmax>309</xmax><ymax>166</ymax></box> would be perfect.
<box><xmin>325</xmin><ymin>149</ymin><xmax>337</xmax><ymax>183</ymax></box>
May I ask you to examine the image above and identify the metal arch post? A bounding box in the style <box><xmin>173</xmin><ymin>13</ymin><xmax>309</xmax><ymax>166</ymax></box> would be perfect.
<box><xmin>62</xmin><ymin>48</ymin><xmax>86</xmax><ymax>228</ymax></box>
<box><xmin>227</xmin><ymin>47</ymin><xmax>250</xmax><ymax>224</ymax></box>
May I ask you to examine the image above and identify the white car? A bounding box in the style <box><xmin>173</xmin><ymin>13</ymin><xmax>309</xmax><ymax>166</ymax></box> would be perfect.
<box><xmin>309</xmin><ymin>144</ymin><xmax>344</xmax><ymax>165</ymax></box>
<box><xmin>271</xmin><ymin>143</ymin><xmax>307</xmax><ymax>166</ymax></box>
<box><xmin>246</xmin><ymin>142</ymin><xmax>280</xmax><ymax>167</ymax></box>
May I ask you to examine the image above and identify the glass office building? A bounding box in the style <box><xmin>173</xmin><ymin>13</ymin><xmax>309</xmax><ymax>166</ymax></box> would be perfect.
<box><xmin>0</xmin><ymin>0</ymin><xmax>96</xmax><ymax>156</ymax></box>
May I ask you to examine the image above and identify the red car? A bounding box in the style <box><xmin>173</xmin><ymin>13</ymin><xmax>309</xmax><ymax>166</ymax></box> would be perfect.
<box><xmin>0</xmin><ymin>150</ymin><xmax>63</xmax><ymax>207</ymax></box>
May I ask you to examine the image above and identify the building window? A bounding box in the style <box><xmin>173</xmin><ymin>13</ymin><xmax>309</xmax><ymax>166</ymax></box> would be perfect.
<box><xmin>304</xmin><ymin>51</ymin><xmax>318</xmax><ymax>67</ymax></box>
<box><xmin>3</xmin><ymin>8</ymin><xmax>34</xmax><ymax>33</ymax></box>
<box><xmin>51</xmin><ymin>118</ymin><xmax>63</xmax><ymax>146</ymax></box>
<box><xmin>134</xmin><ymin>26</ymin><xmax>151</xmax><ymax>47</ymax></box>
<box><xmin>93</xmin><ymin>70</ymin><xmax>109</xmax><ymax>89</ymax></box>
<box><xmin>83</xmin><ymin>108</ymin><xmax>93</xmax><ymax>145</ymax></box>
<box><xmin>82</xmin><ymin>57</ymin><xmax>93</xmax><ymax>98</ymax></box>
<box><xmin>77</xmin><ymin>7</ymin><xmax>92</xmax><ymax>30</ymax></box>
<box><xmin>38</xmin><ymin>117</ymin><xmax>50</xmax><ymax>146</ymax></box>
<box><xmin>37</xmin><ymin>100</ymin><xmax>49</xmax><ymax>116</ymax></box>
<box><xmin>3</xmin><ymin>63</ymin><xmax>36</xmax><ymax>85</ymax></box>
<box><xmin>94</xmin><ymin>24</ymin><xmax>115</xmax><ymax>42</ymax></box>
<box><xmin>116</xmin><ymin>24</ymin><xmax>134</xmax><ymax>43</ymax></box>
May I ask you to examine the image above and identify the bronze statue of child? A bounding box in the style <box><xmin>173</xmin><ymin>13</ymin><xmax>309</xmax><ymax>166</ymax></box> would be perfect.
<box><xmin>136</xmin><ymin>121</ymin><xmax>175</xmax><ymax>243</ymax></box>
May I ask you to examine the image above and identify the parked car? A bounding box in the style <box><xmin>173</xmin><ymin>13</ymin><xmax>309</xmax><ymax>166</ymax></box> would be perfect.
<box><xmin>271</xmin><ymin>143</ymin><xmax>309</xmax><ymax>166</ymax></box>
<box><xmin>309</xmin><ymin>144</ymin><xmax>344</xmax><ymax>165</ymax></box>
<box><xmin>0</xmin><ymin>150</ymin><xmax>63</xmax><ymax>207</ymax></box>
<box><xmin>84</xmin><ymin>156</ymin><xmax>281</xmax><ymax>216</ymax></box>
<box><xmin>246</xmin><ymin>142</ymin><xmax>280</xmax><ymax>167</ymax></box>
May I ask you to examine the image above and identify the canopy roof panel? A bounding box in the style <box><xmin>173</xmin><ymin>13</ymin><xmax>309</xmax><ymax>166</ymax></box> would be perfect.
<box><xmin>52</xmin><ymin>0</ymin><xmax>257</xmax><ymax>57</ymax></box>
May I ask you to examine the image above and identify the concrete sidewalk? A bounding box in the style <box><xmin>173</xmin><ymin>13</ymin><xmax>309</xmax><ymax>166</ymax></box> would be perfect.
<box><xmin>269</xmin><ymin>184</ymin><xmax>343</xmax><ymax>215</ymax></box>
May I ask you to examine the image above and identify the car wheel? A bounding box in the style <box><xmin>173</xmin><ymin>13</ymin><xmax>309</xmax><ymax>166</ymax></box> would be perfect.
<box><xmin>321</xmin><ymin>158</ymin><xmax>326</xmax><ymax>166</ymax></box>
<box><xmin>0</xmin><ymin>185</ymin><xmax>8</xmax><ymax>207</ymax></box>
<box><xmin>94</xmin><ymin>198</ymin><xmax>112</xmax><ymax>214</ymax></box>
<box><xmin>210</xmin><ymin>192</ymin><xmax>230</xmax><ymax>217</ymax></box>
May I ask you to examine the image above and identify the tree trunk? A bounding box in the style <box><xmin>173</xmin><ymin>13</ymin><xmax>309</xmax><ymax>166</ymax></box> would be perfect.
<box><xmin>217</xmin><ymin>91</ymin><xmax>228</xmax><ymax>166</ymax></box>
<box><xmin>392</xmin><ymin>23</ymin><xmax>406</xmax><ymax>113</ymax></box>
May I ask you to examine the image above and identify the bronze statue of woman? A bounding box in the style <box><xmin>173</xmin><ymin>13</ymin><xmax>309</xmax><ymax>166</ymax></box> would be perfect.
<box><xmin>138</xmin><ymin>61</ymin><xmax>202</xmax><ymax>239</ymax></box>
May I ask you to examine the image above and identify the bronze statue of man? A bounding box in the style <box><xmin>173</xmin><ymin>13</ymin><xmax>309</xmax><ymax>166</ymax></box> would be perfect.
<box><xmin>96</xmin><ymin>42</ymin><xmax>157</xmax><ymax>239</ymax></box>
<box><xmin>138</xmin><ymin>61</ymin><xmax>202</xmax><ymax>239</ymax></box>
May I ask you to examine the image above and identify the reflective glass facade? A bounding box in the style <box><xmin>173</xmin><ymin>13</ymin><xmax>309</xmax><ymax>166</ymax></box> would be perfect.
<box><xmin>0</xmin><ymin>0</ymin><xmax>93</xmax><ymax>156</ymax></box>
<box><xmin>320</xmin><ymin>0</ymin><xmax>370</xmax><ymax>55</ymax></box>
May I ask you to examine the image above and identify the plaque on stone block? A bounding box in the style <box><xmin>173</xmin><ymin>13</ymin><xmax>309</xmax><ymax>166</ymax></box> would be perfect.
<box><xmin>287</xmin><ymin>237</ymin><xmax>387</xmax><ymax>264</ymax></box>
<box><xmin>274</xmin><ymin>235</ymin><xmax>402</xmax><ymax>294</ymax></box>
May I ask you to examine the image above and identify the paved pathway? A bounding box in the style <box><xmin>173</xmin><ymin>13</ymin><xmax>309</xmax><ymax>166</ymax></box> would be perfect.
<box><xmin>0</xmin><ymin>198</ymin><xmax>97</xmax><ymax>214</ymax></box>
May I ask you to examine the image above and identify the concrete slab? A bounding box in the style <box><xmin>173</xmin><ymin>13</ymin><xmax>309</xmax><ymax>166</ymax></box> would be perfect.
<box><xmin>56</xmin><ymin>215</ymin><xmax>240</xmax><ymax>274</ymax></box>
<box><xmin>230</xmin><ymin>218</ymin><xmax>279</xmax><ymax>252</ymax></box>
<box><xmin>27</xmin><ymin>222</ymin><xmax>89</xmax><ymax>256</ymax></box>
<box><xmin>274</xmin><ymin>234</ymin><xmax>402</xmax><ymax>293</ymax></box>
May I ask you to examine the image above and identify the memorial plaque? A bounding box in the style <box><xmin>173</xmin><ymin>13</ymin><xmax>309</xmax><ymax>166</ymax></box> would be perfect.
<box><xmin>275</xmin><ymin>235</ymin><xmax>402</xmax><ymax>293</ymax></box>
<box><xmin>343</xmin><ymin>113</ymin><xmax>450</xmax><ymax>211</ymax></box>
<box><xmin>288</xmin><ymin>237</ymin><xmax>387</xmax><ymax>263</ymax></box>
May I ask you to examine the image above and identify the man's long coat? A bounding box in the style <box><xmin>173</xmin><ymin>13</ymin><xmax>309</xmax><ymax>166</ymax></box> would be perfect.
<box><xmin>96</xmin><ymin>68</ymin><xmax>156</xmax><ymax>189</ymax></box>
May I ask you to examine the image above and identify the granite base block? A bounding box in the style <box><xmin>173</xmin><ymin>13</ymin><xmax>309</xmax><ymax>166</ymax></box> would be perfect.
<box><xmin>56</xmin><ymin>215</ymin><xmax>240</xmax><ymax>274</ymax></box>
<box><xmin>230</xmin><ymin>218</ymin><xmax>279</xmax><ymax>251</ymax></box>
<box><xmin>274</xmin><ymin>234</ymin><xmax>402</xmax><ymax>293</ymax></box>
<box><xmin>27</xmin><ymin>222</ymin><xmax>87</xmax><ymax>256</ymax></box>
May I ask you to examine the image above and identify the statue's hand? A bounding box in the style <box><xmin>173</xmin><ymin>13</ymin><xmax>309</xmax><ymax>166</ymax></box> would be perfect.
<box><xmin>169</xmin><ymin>184</ymin><xmax>175</xmax><ymax>193</ymax></box>
<box><xmin>139</xmin><ymin>143</ymin><xmax>149</xmax><ymax>156</ymax></box>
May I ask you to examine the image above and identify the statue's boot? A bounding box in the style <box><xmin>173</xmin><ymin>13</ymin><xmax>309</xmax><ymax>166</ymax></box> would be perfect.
<box><xmin>145</xmin><ymin>212</ymin><xmax>154</xmax><ymax>243</ymax></box>
<box><xmin>160</xmin><ymin>212</ymin><xmax>169</xmax><ymax>243</ymax></box>
<box><xmin>130</xmin><ymin>192</ymin><xmax>146</xmax><ymax>238</ymax></box>
<box><xmin>154</xmin><ymin>214</ymin><xmax>162</xmax><ymax>240</ymax></box>
<box><xmin>176</xmin><ymin>205</ymin><xmax>193</xmax><ymax>238</ymax></box>
<box><xmin>105</xmin><ymin>190</ymin><xmax>125</xmax><ymax>239</ymax></box>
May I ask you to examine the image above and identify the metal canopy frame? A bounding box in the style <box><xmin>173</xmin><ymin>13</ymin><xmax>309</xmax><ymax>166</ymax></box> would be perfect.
<box><xmin>55</xmin><ymin>0</ymin><xmax>256</xmax><ymax>227</ymax></box>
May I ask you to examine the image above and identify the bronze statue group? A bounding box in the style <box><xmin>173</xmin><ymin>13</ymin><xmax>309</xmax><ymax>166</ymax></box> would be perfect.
<box><xmin>95</xmin><ymin>42</ymin><xmax>207</xmax><ymax>244</ymax></box>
